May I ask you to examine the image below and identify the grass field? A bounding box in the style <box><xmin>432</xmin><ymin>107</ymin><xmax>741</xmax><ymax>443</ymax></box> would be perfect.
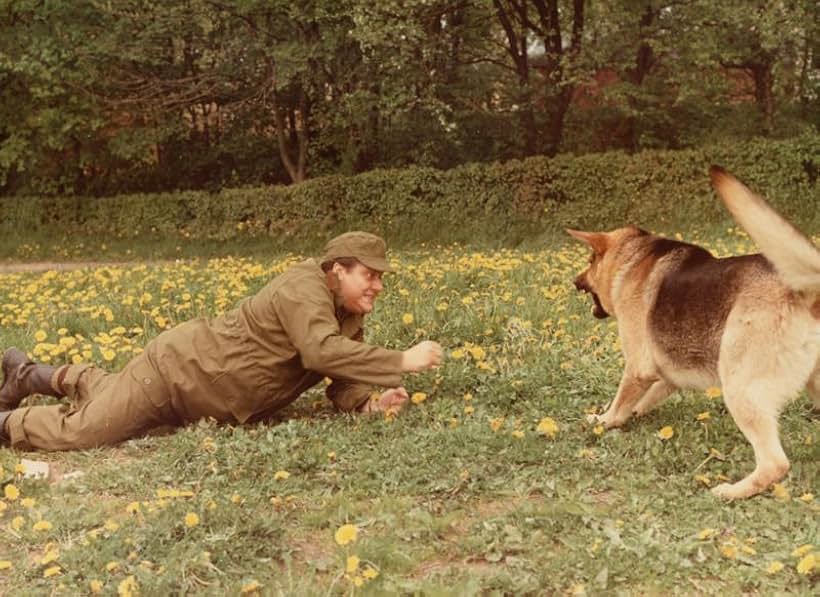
<box><xmin>0</xmin><ymin>228</ymin><xmax>817</xmax><ymax>596</ymax></box>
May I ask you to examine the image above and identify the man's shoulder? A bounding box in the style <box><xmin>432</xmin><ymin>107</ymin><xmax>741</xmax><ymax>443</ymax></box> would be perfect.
<box><xmin>275</xmin><ymin>259</ymin><xmax>330</xmax><ymax>300</ymax></box>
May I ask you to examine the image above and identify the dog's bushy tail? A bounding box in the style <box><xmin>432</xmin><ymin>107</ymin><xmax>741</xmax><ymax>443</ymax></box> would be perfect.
<box><xmin>710</xmin><ymin>166</ymin><xmax>820</xmax><ymax>294</ymax></box>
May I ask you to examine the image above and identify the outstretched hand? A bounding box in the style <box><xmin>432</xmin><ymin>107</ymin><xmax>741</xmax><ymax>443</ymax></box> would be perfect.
<box><xmin>401</xmin><ymin>340</ymin><xmax>443</xmax><ymax>373</ymax></box>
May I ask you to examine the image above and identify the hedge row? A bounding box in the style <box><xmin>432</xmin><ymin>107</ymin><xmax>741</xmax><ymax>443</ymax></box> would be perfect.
<box><xmin>1</xmin><ymin>134</ymin><xmax>817</xmax><ymax>247</ymax></box>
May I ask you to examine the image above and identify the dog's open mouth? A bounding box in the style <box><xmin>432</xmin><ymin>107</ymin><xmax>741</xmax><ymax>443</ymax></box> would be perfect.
<box><xmin>589</xmin><ymin>292</ymin><xmax>609</xmax><ymax>319</ymax></box>
<box><xmin>574</xmin><ymin>278</ymin><xmax>610</xmax><ymax>319</ymax></box>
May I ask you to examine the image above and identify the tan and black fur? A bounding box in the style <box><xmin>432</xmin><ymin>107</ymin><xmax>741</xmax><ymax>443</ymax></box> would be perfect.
<box><xmin>568</xmin><ymin>166</ymin><xmax>820</xmax><ymax>499</ymax></box>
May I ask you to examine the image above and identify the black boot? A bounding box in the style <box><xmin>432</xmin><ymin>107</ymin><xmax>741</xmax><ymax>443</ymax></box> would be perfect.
<box><xmin>0</xmin><ymin>347</ymin><xmax>64</xmax><ymax>410</ymax></box>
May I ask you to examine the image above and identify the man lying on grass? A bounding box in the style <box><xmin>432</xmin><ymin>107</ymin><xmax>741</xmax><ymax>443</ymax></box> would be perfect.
<box><xmin>0</xmin><ymin>231</ymin><xmax>442</xmax><ymax>451</ymax></box>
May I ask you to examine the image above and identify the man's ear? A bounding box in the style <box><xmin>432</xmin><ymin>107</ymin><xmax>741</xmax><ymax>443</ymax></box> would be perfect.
<box><xmin>566</xmin><ymin>229</ymin><xmax>609</xmax><ymax>255</ymax></box>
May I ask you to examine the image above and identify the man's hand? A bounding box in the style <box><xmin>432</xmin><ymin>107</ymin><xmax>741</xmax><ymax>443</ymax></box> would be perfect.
<box><xmin>359</xmin><ymin>387</ymin><xmax>409</xmax><ymax>413</ymax></box>
<box><xmin>401</xmin><ymin>340</ymin><xmax>443</xmax><ymax>373</ymax></box>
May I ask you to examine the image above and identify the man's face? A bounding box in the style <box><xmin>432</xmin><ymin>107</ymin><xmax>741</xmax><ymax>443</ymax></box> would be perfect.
<box><xmin>334</xmin><ymin>262</ymin><xmax>384</xmax><ymax>314</ymax></box>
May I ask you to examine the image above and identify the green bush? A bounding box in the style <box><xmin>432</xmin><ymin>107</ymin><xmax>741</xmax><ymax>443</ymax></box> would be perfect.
<box><xmin>1</xmin><ymin>134</ymin><xmax>817</xmax><ymax>251</ymax></box>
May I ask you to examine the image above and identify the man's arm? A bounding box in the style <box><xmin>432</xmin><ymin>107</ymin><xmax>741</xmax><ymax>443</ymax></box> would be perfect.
<box><xmin>274</xmin><ymin>288</ymin><xmax>404</xmax><ymax>388</ymax></box>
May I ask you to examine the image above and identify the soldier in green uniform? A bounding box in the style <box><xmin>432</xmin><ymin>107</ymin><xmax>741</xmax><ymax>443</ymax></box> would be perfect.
<box><xmin>0</xmin><ymin>231</ymin><xmax>442</xmax><ymax>451</ymax></box>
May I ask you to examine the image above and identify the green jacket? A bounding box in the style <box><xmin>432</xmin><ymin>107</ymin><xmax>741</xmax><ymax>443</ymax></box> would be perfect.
<box><xmin>144</xmin><ymin>259</ymin><xmax>404</xmax><ymax>422</ymax></box>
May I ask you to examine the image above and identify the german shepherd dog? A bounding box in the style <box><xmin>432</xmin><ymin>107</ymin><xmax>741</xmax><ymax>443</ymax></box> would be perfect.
<box><xmin>568</xmin><ymin>167</ymin><xmax>820</xmax><ymax>499</ymax></box>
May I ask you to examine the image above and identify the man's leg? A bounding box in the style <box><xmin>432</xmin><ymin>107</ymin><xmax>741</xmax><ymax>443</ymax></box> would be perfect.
<box><xmin>2</xmin><ymin>357</ymin><xmax>180</xmax><ymax>451</ymax></box>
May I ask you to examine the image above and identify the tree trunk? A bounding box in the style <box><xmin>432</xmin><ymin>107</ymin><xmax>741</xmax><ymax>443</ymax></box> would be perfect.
<box><xmin>493</xmin><ymin>0</ymin><xmax>538</xmax><ymax>156</ymax></box>
<box><xmin>624</xmin><ymin>6</ymin><xmax>656</xmax><ymax>151</ymax></box>
<box><xmin>750</xmin><ymin>62</ymin><xmax>775</xmax><ymax>135</ymax></box>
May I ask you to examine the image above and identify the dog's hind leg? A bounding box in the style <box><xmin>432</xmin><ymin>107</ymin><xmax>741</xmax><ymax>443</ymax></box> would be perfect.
<box><xmin>711</xmin><ymin>384</ymin><xmax>791</xmax><ymax>500</ymax></box>
<box><xmin>632</xmin><ymin>380</ymin><xmax>676</xmax><ymax>418</ymax></box>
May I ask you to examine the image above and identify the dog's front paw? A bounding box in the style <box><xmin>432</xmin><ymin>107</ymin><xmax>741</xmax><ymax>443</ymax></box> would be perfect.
<box><xmin>585</xmin><ymin>413</ymin><xmax>602</xmax><ymax>425</ymax></box>
<box><xmin>711</xmin><ymin>483</ymin><xmax>738</xmax><ymax>500</ymax></box>
<box><xmin>586</xmin><ymin>412</ymin><xmax>622</xmax><ymax>429</ymax></box>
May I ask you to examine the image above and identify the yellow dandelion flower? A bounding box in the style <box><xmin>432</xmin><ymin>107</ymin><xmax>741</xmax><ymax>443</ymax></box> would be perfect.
<box><xmin>184</xmin><ymin>512</ymin><xmax>200</xmax><ymax>528</ymax></box>
<box><xmin>240</xmin><ymin>580</ymin><xmax>262</xmax><ymax>594</ymax></box>
<box><xmin>464</xmin><ymin>405</ymin><xmax>474</xmax><ymax>415</ymax></box>
<box><xmin>273</xmin><ymin>470</ymin><xmax>290</xmax><ymax>481</ymax></box>
<box><xmin>104</xmin><ymin>519</ymin><xmax>120</xmax><ymax>532</ymax></box>
<box><xmin>468</xmin><ymin>346</ymin><xmax>486</xmax><ymax>360</ymax></box>
<box><xmin>101</xmin><ymin>349</ymin><xmax>116</xmax><ymax>362</ymax></box>
<box><xmin>89</xmin><ymin>579</ymin><xmax>104</xmax><ymax>593</ymax></box>
<box><xmin>593</xmin><ymin>424</ymin><xmax>604</xmax><ymax>435</ymax></box>
<box><xmin>536</xmin><ymin>417</ymin><xmax>559</xmax><ymax>438</ymax></box>
<box><xmin>657</xmin><ymin>426</ymin><xmax>674</xmax><ymax>440</ymax></box>
<box><xmin>346</xmin><ymin>554</ymin><xmax>360</xmax><ymax>573</ymax></box>
<box><xmin>14</xmin><ymin>462</ymin><xmax>25</xmax><ymax>474</ymax></box>
<box><xmin>118</xmin><ymin>575</ymin><xmax>137</xmax><ymax>597</ymax></box>
<box><xmin>705</xmin><ymin>386</ymin><xmax>722</xmax><ymax>399</ymax></box>
<box><xmin>43</xmin><ymin>565</ymin><xmax>61</xmax><ymax>577</ymax></box>
<box><xmin>463</xmin><ymin>393</ymin><xmax>473</xmax><ymax>401</ymax></box>
<box><xmin>771</xmin><ymin>483</ymin><xmax>790</xmax><ymax>500</ymax></box>
<box><xmin>401</xmin><ymin>313</ymin><xmax>414</xmax><ymax>325</ymax></box>
<box><xmin>511</xmin><ymin>430</ymin><xmax>525</xmax><ymax>439</ymax></box>
<box><xmin>34</xmin><ymin>330</ymin><xmax>47</xmax><ymax>342</ymax></box>
<box><xmin>450</xmin><ymin>348</ymin><xmax>465</xmax><ymax>359</ymax></box>
<box><xmin>327</xmin><ymin>451</ymin><xmax>336</xmax><ymax>460</ymax></box>
<box><xmin>797</xmin><ymin>552</ymin><xmax>816</xmax><ymax>575</ymax></box>
<box><xmin>362</xmin><ymin>566</ymin><xmax>378</xmax><ymax>580</ymax></box>
<box><xmin>489</xmin><ymin>417</ymin><xmax>504</xmax><ymax>432</ymax></box>
<box><xmin>765</xmin><ymin>561</ymin><xmax>784</xmax><ymax>574</ymax></box>
<box><xmin>125</xmin><ymin>502</ymin><xmax>140</xmax><ymax>514</ymax></box>
<box><xmin>411</xmin><ymin>392</ymin><xmax>427</xmax><ymax>405</ymax></box>
<box><xmin>720</xmin><ymin>544</ymin><xmax>738</xmax><ymax>559</ymax></box>
<box><xmin>4</xmin><ymin>484</ymin><xmax>19</xmax><ymax>501</ymax></box>
<box><xmin>230</xmin><ymin>493</ymin><xmax>243</xmax><ymax>504</ymax></box>
<box><xmin>741</xmin><ymin>544</ymin><xmax>757</xmax><ymax>555</ymax></box>
<box><xmin>40</xmin><ymin>548</ymin><xmax>59</xmax><ymax>565</ymax></box>
<box><xmin>21</xmin><ymin>497</ymin><xmax>35</xmax><ymax>508</ymax></box>
<box><xmin>334</xmin><ymin>523</ymin><xmax>357</xmax><ymax>546</ymax></box>
<box><xmin>697</xmin><ymin>528</ymin><xmax>716</xmax><ymax>540</ymax></box>
<box><xmin>106</xmin><ymin>561</ymin><xmax>120</xmax><ymax>572</ymax></box>
<box><xmin>799</xmin><ymin>493</ymin><xmax>814</xmax><ymax>502</ymax></box>
<box><xmin>0</xmin><ymin>560</ymin><xmax>12</xmax><ymax>571</ymax></box>
<box><xmin>694</xmin><ymin>474</ymin><xmax>711</xmax><ymax>486</ymax></box>
<box><xmin>10</xmin><ymin>516</ymin><xmax>24</xmax><ymax>531</ymax></box>
<box><xmin>792</xmin><ymin>544</ymin><xmax>813</xmax><ymax>558</ymax></box>
<box><xmin>33</xmin><ymin>520</ymin><xmax>53</xmax><ymax>531</ymax></box>
<box><xmin>696</xmin><ymin>411</ymin><xmax>710</xmax><ymax>421</ymax></box>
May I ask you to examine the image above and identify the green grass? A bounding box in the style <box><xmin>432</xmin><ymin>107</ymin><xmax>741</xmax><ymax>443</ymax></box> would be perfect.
<box><xmin>0</xmin><ymin>230</ymin><xmax>817</xmax><ymax>595</ymax></box>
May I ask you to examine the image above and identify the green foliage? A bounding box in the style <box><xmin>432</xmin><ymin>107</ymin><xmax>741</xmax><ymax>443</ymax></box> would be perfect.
<box><xmin>0</xmin><ymin>135</ymin><xmax>816</xmax><ymax>259</ymax></box>
<box><xmin>1</xmin><ymin>0</ymin><xmax>817</xmax><ymax>195</ymax></box>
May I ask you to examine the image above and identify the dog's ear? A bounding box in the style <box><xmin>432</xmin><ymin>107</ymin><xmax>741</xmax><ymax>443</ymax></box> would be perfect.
<box><xmin>566</xmin><ymin>229</ymin><xmax>609</xmax><ymax>255</ymax></box>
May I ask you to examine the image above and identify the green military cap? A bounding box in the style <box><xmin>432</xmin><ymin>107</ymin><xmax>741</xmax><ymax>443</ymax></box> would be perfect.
<box><xmin>322</xmin><ymin>231</ymin><xmax>393</xmax><ymax>272</ymax></box>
